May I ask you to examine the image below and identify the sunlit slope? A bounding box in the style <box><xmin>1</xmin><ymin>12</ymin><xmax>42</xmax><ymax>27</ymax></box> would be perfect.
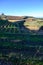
<box><xmin>24</xmin><ymin>18</ymin><xmax>43</xmax><ymax>30</ymax></box>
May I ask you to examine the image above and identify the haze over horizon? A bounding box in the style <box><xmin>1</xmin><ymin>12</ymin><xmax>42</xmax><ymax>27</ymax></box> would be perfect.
<box><xmin>0</xmin><ymin>0</ymin><xmax>43</xmax><ymax>17</ymax></box>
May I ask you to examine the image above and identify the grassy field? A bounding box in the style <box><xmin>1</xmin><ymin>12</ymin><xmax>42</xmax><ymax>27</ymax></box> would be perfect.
<box><xmin>0</xmin><ymin>19</ymin><xmax>43</xmax><ymax>65</ymax></box>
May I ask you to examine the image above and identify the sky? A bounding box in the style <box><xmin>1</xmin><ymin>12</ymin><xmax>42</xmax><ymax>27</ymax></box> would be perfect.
<box><xmin>0</xmin><ymin>0</ymin><xmax>43</xmax><ymax>17</ymax></box>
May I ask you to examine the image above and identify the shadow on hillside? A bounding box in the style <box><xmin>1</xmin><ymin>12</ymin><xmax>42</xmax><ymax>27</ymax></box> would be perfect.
<box><xmin>12</xmin><ymin>20</ymin><xmax>43</xmax><ymax>35</ymax></box>
<box><xmin>12</xmin><ymin>20</ymin><xmax>30</xmax><ymax>33</ymax></box>
<box><xmin>37</xmin><ymin>26</ymin><xmax>43</xmax><ymax>35</ymax></box>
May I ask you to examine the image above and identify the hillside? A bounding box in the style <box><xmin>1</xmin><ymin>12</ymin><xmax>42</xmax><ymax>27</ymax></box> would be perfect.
<box><xmin>0</xmin><ymin>14</ymin><xmax>43</xmax><ymax>32</ymax></box>
<box><xmin>0</xmin><ymin>16</ymin><xmax>43</xmax><ymax>65</ymax></box>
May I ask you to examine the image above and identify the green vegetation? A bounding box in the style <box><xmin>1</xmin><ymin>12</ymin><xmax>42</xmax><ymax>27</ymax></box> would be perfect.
<box><xmin>0</xmin><ymin>19</ymin><xmax>43</xmax><ymax>65</ymax></box>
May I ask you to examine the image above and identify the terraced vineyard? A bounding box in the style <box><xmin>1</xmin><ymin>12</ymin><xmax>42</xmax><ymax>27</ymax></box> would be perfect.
<box><xmin>0</xmin><ymin>20</ymin><xmax>43</xmax><ymax>65</ymax></box>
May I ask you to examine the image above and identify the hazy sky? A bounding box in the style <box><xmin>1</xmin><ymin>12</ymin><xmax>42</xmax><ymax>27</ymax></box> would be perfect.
<box><xmin>0</xmin><ymin>0</ymin><xmax>43</xmax><ymax>17</ymax></box>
